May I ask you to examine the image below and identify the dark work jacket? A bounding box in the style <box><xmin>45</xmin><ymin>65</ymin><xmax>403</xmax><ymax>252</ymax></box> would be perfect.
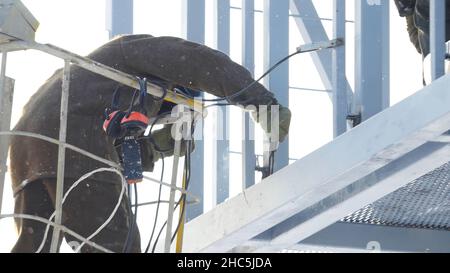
<box><xmin>10</xmin><ymin>34</ymin><xmax>279</xmax><ymax>189</ymax></box>
<box><xmin>396</xmin><ymin>0</ymin><xmax>450</xmax><ymax>56</ymax></box>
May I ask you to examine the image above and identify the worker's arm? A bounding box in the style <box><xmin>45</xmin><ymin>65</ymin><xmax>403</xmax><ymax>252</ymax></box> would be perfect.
<box><xmin>119</xmin><ymin>35</ymin><xmax>291</xmax><ymax>142</ymax></box>
<box><xmin>120</xmin><ymin>35</ymin><xmax>276</xmax><ymax>106</ymax></box>
<box><xmin>394</xmin><ymin>0</ymin><xmax>416</xmax><ymax>17</ymax></box>
<box><xmin>406</xmin><ymin>15</ymin><xmax>422</xmax><ymax>54</ymax></box>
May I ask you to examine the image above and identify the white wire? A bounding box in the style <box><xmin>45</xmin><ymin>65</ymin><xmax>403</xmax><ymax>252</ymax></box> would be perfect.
<box><xmin>3</xmin><ymin>131</ymin><xmax>199</xmax><ymax>198</ymax></box>
<box><xmin>142</xmin><ymin>175</ymin><xmax>200</xmax><ymax>202</ymax></box>
<box><xmin>74</xmin><ymin>168</ymin><xmax>125</xmax><ymax>252</ymax></box>
<box><xmin>0</xmin><ymin>129</ymin><xmax>201</xmax><ymax>252</ymax></box>
<box><xmin>0</xmin><ymin>131</ymin><xmax>121</xmax><ymax>169</ymax></box>
<box><xmin>35</xmin><ymin>168</ymin><xmax>125</xmax><ymax>253</ymax></box>
<box><xmin>0</xmin><ymin>214</ymin><xmax>113</xmax><ymax>253</ymax></box>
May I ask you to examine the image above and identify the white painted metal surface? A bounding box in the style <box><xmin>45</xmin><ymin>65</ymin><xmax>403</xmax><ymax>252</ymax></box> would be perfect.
<box><xmin>183</xmin><ymin>74</ymin><xmax>450</xmax><ymax>253</ymax></box>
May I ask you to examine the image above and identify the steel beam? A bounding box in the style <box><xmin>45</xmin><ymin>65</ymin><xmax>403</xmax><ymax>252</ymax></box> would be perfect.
<box><xmin>0</xmin><ymin>41</ymin><xmax>204</xmax><ymax>111</ymax></box>
<box><xmin>289</xmin><ymin>0</ymin><xmax>353</xmax><ymax>108</ymax></box>
<box><xmin>106</xmin><ymin>0</ymin><xmax>133</xmax><ymax>39</ymax></box>
<box><xmin>0</xmin><ymin>52</ymin><xmax>14</xmax><ymax>214</ymax></box>
<box><xmin>430</xmin><ymin>0</ymin><xmax>446</xmax><ymax>81</ymax></box>
<box><xmin>332</xmin><ymin>0</ymin><xmax>347</xmax><ymax>137</ymax></box>
<box><xmin>181</xmin><ymin>0</ymin><xmax>206</xmax><ymax>44</ymax></box>
<box><xmin>181</xmin><ymin>0</ymin><xmax>205</xmax><ymax>221</ymax></box>
<box><xmin>50</xmin><ymin>60</ymin><xmax>71</xmax><ymax>252</ymax></box>
<box><xmin>250</xmin><ymin>141</ymin><xmax>450</xmax><ymax>252</ymax></box>
<box><xmin>212</xmin><ymin>0</ymin><xmax>230</xmax><ymax>205</ymax></box>
<box><xmin>165</xmin><ymin>114</ymin><xmax>183</xmax><ymax>253</ymax></box>
<box><xmin>355</xmin><ymin>0</ymin><xmax>390</xmax><ymax>120</ymax></box>
<box><xmin>241</xmin><ymin>0</ymin><xmax>256</xmax><ymax>189</ymax></box>
<box><xmin>264</xmin><ymin>0</ymin><xmax>289</xmax><ymax>172</ymax></box>
<box><xmin>249</xmin><ymin>222</ymin><xmax>450</xmax><ymax>253</ymax></box>
<box><xmin>183</xmin><ymin>74</ymin><xmax>450</xmax><ymax>253</ymax></box>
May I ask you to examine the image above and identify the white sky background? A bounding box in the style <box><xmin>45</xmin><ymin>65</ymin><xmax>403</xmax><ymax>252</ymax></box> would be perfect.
<box><xmin>0</xmin><ymin>0</ymin><xmax>425</xmax><ymax>252</ymax></box>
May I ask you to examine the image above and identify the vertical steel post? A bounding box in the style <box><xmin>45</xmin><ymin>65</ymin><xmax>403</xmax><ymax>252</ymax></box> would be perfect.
<box><xmin>332</xmin><ymin>0</ymin><xmax>347</xmax><ymax>137</ymax></box>
<box><xmin>212</xmin><ymin>0</ymin><xmax>230</xmax><ymax>204</ymax></box>
<box><xmin>289</xmin><ymin>0</ymin><xmax>354</xmax><ymax>110</ymax></box>
<box><xmin>355</xmin><ymin>0</ymin><xmax>390</xmax><ymax>121</ymax></box>
<box><xmin>430</xmin><ymin>0</ymin><xmax>446</xmax><ymax>81</ymax></box>
<box><xmin>50</xmin><ymin>60</ymin><xmax>71</xmax><ymax>253</ymax></box>
<box><xmin>181</xmin><ymin>0</ymin><xmax>205</xmax><ymax>222</ymax></box>
<box><xmin>241</xmin><ymin>0</ymin><xmax>256</xmax><ymax>189</ymax></box>
<box><xmin>164</xmin><ymin>111</ymin><xmax>183</xmax><ymax>253</ymax></box>
<box><xmin>0</xmin><ymin>52</ymin><xmax>13</xmax><ymax>214</ymax></box>
<box><xmin>106</xmin><ymin>0</ymin><xmax>134</xmax><ymax>39</ymax></box>
<box><xmin>263</xmin><ymin>0</ymin><xmax>289</xmax><ymax>172</ymax></box>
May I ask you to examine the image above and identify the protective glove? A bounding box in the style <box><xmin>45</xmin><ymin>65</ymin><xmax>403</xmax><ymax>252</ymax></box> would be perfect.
<box><xmin>250</xmin><ymin>104</ymin><xmax>291</xmax><ymax>144</ymax></box>
<box><xmin>394</xmin><ymin>0</ymin><xmax>416</xmax><ymax>17</ymax></box>
<box><xmin>139</xmin><ymin>124</ymin><xmax>194</xmax><ymax>172</ymax></box>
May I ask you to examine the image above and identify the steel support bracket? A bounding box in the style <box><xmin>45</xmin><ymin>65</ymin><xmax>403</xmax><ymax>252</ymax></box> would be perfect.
<box><xmin>297</xmin><ymin>38</ymin><xmax>344</xmax><ymax>53</ymax></box>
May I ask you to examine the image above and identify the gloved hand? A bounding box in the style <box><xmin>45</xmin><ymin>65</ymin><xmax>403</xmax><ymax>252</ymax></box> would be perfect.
<box><xmin>139</xmin><ymin>124</ymin><xmax>194</xmax><ymax>172</ymax></box>
<box><xmin>250</xmin><ymin>104</ymin><xmax>291</xmax><ymax>143</ymax></box>
<box><xmin>394</xmin><ymin>0</ymin><xmax>416</xmax><ymax>17</ymax></box>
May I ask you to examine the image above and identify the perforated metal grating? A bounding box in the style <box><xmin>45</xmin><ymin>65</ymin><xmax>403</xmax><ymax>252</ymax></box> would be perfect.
<box><xmin>342</xmin><ymin>161</ymin><xmax>450</xmax><ymax>230</ymax></box>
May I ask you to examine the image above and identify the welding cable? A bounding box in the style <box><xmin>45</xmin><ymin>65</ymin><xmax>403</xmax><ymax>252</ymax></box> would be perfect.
<box><xmin>0</xmin><ymin>214</ymin><xmax>113</xmax><ymax>253</ymax></box>
<box><xmin>144</xmin><ymin>153</ymin><xmax>165</xmax><ymax>253</ymax></box>
<box><xmin>35</xmin><ymin>167</ymin><xmax>126</xmax><ymax>253</ymax></box>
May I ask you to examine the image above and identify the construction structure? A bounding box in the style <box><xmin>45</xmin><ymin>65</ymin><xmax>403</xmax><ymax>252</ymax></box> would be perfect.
<box><xmin>1</xmin><ymin>0</ymin><xmax>450</xmax><ymax>253</ymax></box>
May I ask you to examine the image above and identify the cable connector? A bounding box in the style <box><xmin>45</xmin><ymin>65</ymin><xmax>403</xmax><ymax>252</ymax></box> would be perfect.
<box><xmin>297</xmin><ymin>38</ymin><xmax>344</xmax><ymax>53</ymax></box>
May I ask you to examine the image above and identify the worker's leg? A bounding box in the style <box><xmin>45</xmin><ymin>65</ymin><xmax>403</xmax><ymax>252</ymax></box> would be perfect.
<box><xmin>11</xmin><ymin>180</ymin><xmax>60</xmax><ymax>253</ymax></box>
<box><xmin>42</xmin><ymin>177</ymin><xmax>141</xmax><ymax>253</ymax></box>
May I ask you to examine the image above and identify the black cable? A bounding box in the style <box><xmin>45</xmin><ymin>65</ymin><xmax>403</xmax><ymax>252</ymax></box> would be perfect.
<box><xmin>144</xmin><ymin>153</ymin><xmax>165</xmax><ymax>253</ymax></box>
<box><xmin>170</xmin><ymin>139</ymin><xmax>192</xmax><ymax>243</ymax></box>
<box><xmin>151</xmin><ymin>120</ymin><xmax>195</xmax><ymax>252</ymax></box>
<box><xmin>122</xmin><ymin>184</ymin><xmax>135</xmax><ymax>253</ymax></box>
<box><xmin>151</xmin><ymin>197</ymin><xmax>183</xmax><ymax>253</ymax></box>
<box><xmin>124</xmin><ymin>183</ymin><xmax>139</xmax><ymax>253</ymax></box>
<box><xmin>201</xmin><ymin>51</ymin><xmax>302</xmax><ymax>103</ymax></box>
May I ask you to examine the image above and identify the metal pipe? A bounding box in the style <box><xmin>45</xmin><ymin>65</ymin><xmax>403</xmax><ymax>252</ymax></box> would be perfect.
<box><xmin>164</xmin><ymin>110</ymin><xmax>183</xmax><ymax>253</ymax></box>
<box><xmin>0</xmin><ymin>52</ymin><xmax>7</xmax><ymax>214</ymax></box>
<box><xmin>0</xmin><ymin>41</ymin><xmax>204</xmax><ymax>112</ymax></box>
<box><xmin>50</xmin><ymin>60</ymin><xmax>71</xmax><ymax>253</ymax></box>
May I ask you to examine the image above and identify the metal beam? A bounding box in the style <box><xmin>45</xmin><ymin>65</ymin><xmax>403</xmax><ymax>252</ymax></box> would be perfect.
<box><xmin>50</xmin><ymin>60</ymin><xmax>71</xmax><ymax>252</ymax></box>
<box><xmin>355</xmin><ymin>0</ymin><xmax>390</xmax><ymax>120</ymax></box>
<box><xmin>182</xmin><ymin>0</ymin><xmax>206</xmax><ymax>44</ymax></box>
<box><xmin>183</xmin><ymin>74</ymin><xmax>450</xmax><ymax>253</ymax></box>
<box><xmin>430</xmin><ymin>0</ymin><xmax>446</xmax><ymax>81</ymax></box>
<box><xmin>332</xmin><ymin>0</ymin><xmax>347</xmax><ymax>137</ymax></box>
<box><xmin>264</xmin><ymin>0</ymin><xmax>289</xmax><ymax>172</ymax></box>
<box><xmin>289</xmin><ymin>0</ymin><xmax>353</xmax><ymax>109</ymax></box>
<box><xmin>106</xmin><ymin>0</ymin><xmax>133</xmax><ymax>39</ymax></box>
<box><xmin>250</xmin><ymin>141</ymin><xmax>450</xmax><ymax>252</ymax></box>
<box><xmin>181</xmin><ymin>0</ymin><xmax>205</xmax><ymax>221</ymax></box>
<box><xmin>212</xmin><ymin>0</ymin><xmax>230</xmax><ymax>205</ymax></box>
<box><xmin>0</xmin><ymin>52</ymin><xmax>14</xmax><ymax>214</ymax></box>
<box><xmin>241</xmin><ymin>0</ymin><xmax>256</xmax><ymax>189</ymax></box>
<box><xmin>249</xmin><ymin>222</ymin><xmax>450</xmax><ymax>253</ymax></box>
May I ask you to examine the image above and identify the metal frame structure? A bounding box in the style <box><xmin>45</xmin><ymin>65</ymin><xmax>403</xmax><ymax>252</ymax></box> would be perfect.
<box><xmin>181</xmin><ymin>0</ymin><xmax>205</xmax><ymax>221</ymax></box>
<box><xmin>211</xmin><ymin>0</ymin><xmax>231</xmax><ymax>205</ymax></box>
<box><xmin>1</xmin><ymin>0</ymin><xmax>449</xmax><ymax>253</ymax></box>
<box><xmin>241</xmin><ymin>0</ymin><xmax>256</xmax><ymax>189</ymax></box>
<box><xmin>0</xmin><ymin>38</ymin><xmax>203</xmax><ymax>252</ymax></box>
<box><xmin>0</xmin><ymin>53</ymin><xmax>13</xmax><ymax>215</ymax></box>
<box><xmin>180</xmin><ymin>0</ymin><xmax>450</xmax><ymax>253</ymax></box>
<box><xmin>183</xmin><ymin>73</ymin><xmax>450</xmax><ymax>252</ymax></box>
